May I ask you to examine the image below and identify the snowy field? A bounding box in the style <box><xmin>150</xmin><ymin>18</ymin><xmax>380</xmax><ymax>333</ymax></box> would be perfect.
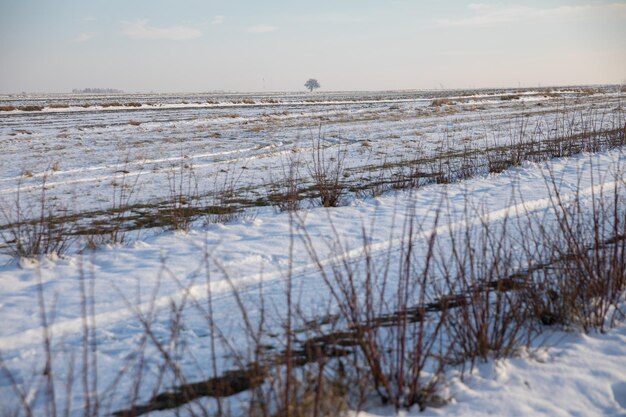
<box><xmin>0</xmin><ymin>87</ymin><xmax>625</xmax><ymax>416</ymax></box>
<box><xmin>1</xmin><ymin>86</ymin><xmax>624</xmax><ymax>228</ymax></box>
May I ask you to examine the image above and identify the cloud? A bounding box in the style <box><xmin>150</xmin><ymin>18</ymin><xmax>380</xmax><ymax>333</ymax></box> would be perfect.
<box><xmin>247</xmin><ymin>25</ymin><xmax>278</xmax><ymax>33</ymax></box>
<box><xmin>436</xmin><ymin>3</ymin><xmax>626</xmax><ymax>27</ymax></box>
<box><xmin>121</xmin><ymin>20</ymin><xmax>202</xmax><ymax>40</ymax></box>
<box><xmin>212</xmin><ymin>15</ymin><xmax>225</xmax><ymax>25</ymax></box>
<box><xmin>71</xmin><ymin>32</ymin><xmax>96</xmax><ymax>43</ymax></box>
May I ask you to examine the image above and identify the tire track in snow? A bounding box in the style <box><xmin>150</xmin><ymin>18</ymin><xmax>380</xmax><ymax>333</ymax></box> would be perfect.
<box><xmin>0</xmin><ymin>175</ymin><xmax>621</xmax><ymax>352</ymax></box>
<box><xmin>0</xmin><ymin>143</ymin><xmax>284</xmax><ymax>194</ymax></box>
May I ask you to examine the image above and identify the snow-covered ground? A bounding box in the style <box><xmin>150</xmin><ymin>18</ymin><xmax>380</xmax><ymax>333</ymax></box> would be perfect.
<box><xmin>361</xmin><ymin>323</ymin><xmax>626</xmax><ymax>417</ymax></box>
<box><xmin>1</xmin><ymin>146</ymin><xmax>625</xmax><ymax>416</ymax></box>
<box><xmin>1</xmin><ymin>87</ymin><xmax>623</xmax><ymax>222</ymax></box>
<box><xmin>0</xmin><ymin>88</ymin><xmax>625</xmax><ymax>416</ymax></box>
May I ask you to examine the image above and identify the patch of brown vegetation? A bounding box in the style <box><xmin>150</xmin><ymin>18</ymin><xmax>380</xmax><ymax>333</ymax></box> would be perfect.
<box><xmin>431</xmin><ymin>98</ymin><xmax>454</xmax><ymax>107</ymax></box>
<box><xmin>101</xmin><ymin>102</ymin><xmax>123</xmax><ymax>108</ymax></box>
<box><xmin>18</xmin><ymin>105</ymin><xmax>44</xmax><ymax>111</ymax></box>
<box><xmin>500</xmin><ymin>94</ymin><xmax>521</xmax><ymax>101</ymax></box>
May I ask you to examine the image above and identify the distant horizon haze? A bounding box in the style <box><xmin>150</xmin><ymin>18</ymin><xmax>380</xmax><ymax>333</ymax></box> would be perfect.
<box><xmin>1</xmin><ymin>81</ymin><xmax>623</xmax><ymax>97</ymax></box>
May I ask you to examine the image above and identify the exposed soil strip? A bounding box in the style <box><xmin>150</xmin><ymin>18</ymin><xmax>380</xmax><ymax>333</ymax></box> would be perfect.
<box><xmin>1</xmin><ymin>127</ymin><xmax>623</xmax><ymax>242</ymax></box>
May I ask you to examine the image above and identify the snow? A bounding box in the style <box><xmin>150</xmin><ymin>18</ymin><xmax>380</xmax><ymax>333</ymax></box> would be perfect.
<box><xmin>1</xmin><ymin>148</ymin><xmax>624</xmax><ymax>415</ymax></box>
<box><xmin>1</xmin><ymin>87</ymin><xmax>623</xmax><ymax>220</ymax></box>
<box><xmin>360</xmin><ymin>325</ymin><xmax>626</xmax><ymax>417</ymax></box>
<box><xmin>1</xmin><ymin>88</ymin><xmax>625</xmax><ymax>416</ymax></box>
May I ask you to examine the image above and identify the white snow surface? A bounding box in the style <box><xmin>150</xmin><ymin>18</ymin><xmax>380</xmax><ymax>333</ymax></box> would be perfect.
<box><xmin>0</xmin><ymin>147</ymin><xmax>625</xmax><ymax>416</ymax></box>
<box><xmin>1</xmin><ymin>88</ymin><xmax>623</xmax><ymax>220</ymax></box>
<box><xmin>360</xmin><ymin>323</ymin><xmax>626</xmax><ymax>417</ymax></box>
<box><xmin>1</xmin><ymin>87</ymin><xmax>626</xmax><ymax>416</ymax></box>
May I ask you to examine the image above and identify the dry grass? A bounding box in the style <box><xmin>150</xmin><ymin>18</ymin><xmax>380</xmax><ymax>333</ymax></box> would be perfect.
<box><xmin>0</xmin><ymin>176</ymin><xmax>76</xmax><ymax>258</ymax></box>
<box><xmin>2</xmin><ymin>160</ymin><xmax>625</xmax><ymax>417</ymax></box>
<box><xmin>430</xmin><ymin>98</ymin><xmax>454</xmax><ymax>107</ymax></box>
<box><xmin>308</xmin><ymin>131</ymin><xmax>347</xmax><ymax>207</ymax></box>
<box><xmin>101</xmin><ymin>102</ymin><xmax>123</xmax><ymax>108</ymax></box>
<box><xmin>500</xmin><ymin>94</ymin><xmax>521</xmax><ymax>101</ymax></box>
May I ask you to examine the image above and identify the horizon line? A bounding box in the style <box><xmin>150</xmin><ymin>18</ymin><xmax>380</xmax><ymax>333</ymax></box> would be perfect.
<box><xmin>1</xmin><ymin>82</ymin><xmax>623</xmax><ymax>97</ymax></box>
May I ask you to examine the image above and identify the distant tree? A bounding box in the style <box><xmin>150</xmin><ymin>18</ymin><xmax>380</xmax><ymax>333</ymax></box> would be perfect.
<box><xmin>72</xmin><ymin>88</ymin><xmax>124</xmax><ymax>94</ymax></box>
<box><xmin>304</xmin><ymin>78</ymin><xmax>320</xmax><ymax>92</ymax></box>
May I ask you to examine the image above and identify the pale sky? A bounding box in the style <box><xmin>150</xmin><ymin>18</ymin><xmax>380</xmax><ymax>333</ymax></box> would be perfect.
<box><xmin>1</xmin><ymin>0</ymin><xmax>625</xmax><ymax>93</ymax></box>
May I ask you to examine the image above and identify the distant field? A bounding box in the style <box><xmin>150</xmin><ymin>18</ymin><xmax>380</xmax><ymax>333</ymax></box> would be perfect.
<box><xmin>1</xmin><ymin>86</ymin><xmax>624</xmax><ymax>240</ymax></box>
<box><xmin>1</xmin><ymin>87</ymin><xmax>625</xmax><ymax>416</ymax></box>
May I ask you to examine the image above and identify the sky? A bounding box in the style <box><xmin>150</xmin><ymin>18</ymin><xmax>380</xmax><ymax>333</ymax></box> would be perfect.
<box><xmin>0</xmin><ymin>0</ymin><xmax>625</xmax><ymax>93</ymax></box>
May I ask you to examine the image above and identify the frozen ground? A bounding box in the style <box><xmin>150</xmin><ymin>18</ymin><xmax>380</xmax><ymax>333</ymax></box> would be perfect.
<box><xmin>0</xmin><ymin>88</ymin><xmax>625</xmax><ymax>416</ymax></box>
<box><xmin>1</xmin><ymin>145</ymin><xmax>625</xmax><ymax>416</ymax></box>
<box><xmin>361</xmin><ymin>322</ymin><xmax>626</xmax><ymax>417</ymax></box>
<box><xmin>0</xmin><ymin>86</ymin><xmax>624</xmax><ymax>227</ymax></box>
